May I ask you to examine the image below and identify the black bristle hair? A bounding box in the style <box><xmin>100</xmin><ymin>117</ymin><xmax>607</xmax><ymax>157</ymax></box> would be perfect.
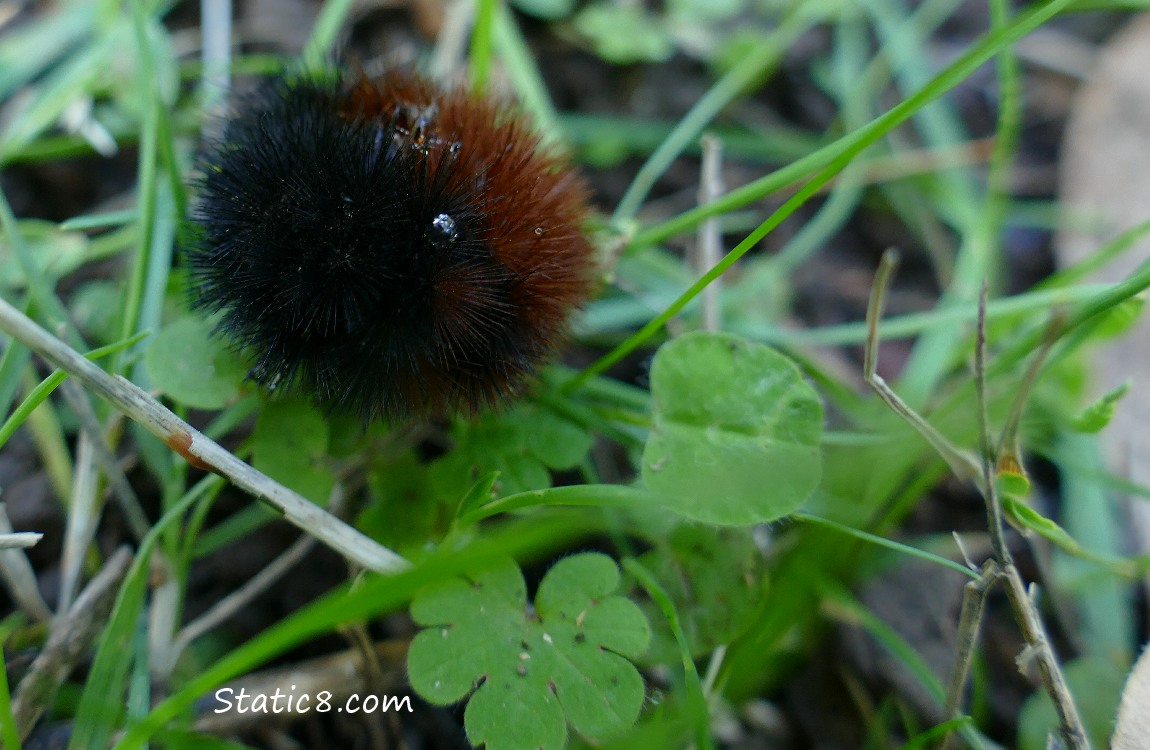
<box><xmin>187</xmin><ymin>70</ymin><xmax>595</xmax><ymax>422</ymax></box>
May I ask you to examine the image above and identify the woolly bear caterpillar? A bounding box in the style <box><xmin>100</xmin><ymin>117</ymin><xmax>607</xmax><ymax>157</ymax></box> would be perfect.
<box><xmin>187</xmin><ymin>71</ymin><xmax>595</xmax><ymax>421</ymax></box>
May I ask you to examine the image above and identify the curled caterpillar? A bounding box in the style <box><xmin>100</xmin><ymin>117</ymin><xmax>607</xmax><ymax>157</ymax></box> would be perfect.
<box><xmin>187</xmin><ymin>70</ymin><xmax>595</xmax><ymax>421</ymax></box>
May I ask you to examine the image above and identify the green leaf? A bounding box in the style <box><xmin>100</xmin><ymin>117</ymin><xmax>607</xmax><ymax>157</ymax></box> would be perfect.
<box><xmin>642</xmin><ymin>331</ymin><xmax>823</xmax><ymax>525</ymax></box>
<box><xmin>1003</xmin><ymin>495</ymin><xmax>1136</xmax><ymax>577</ymax></box>
<box><xmin>509</xmin><ymin>0</ymin><xmax>577</xmax><ymax>20</ymax></box>
<box><xmin>995</xmin><ymin>452</ymin><xmax>1031</xmax><ymax>500</ymax></box>
<box><xmin>145</xmin><ymin>317</ymin><xmax>247</xmax><ymax>409</ymax></box>
<box><xmin>1069</xmin><ymin>381</ymin><xmax>1129</xmax><ymax>433</ymax></box>
<box><xmin>527</xmin><ymin>408</ymin><xmax>594</xmax><ymax>470</ymax></box>
<box><xmin>429</xmin><ymin>405</ymin><xmax>592</xmax><ymax>500</ymax></box>
<box><xmin>1089</xmin><ymin>293</ymin><xmax>1145</xmax><ymax>339</ymax></box>
<box><xmin>572</xmin><ymin>4</ymin><xmax>675</xmax><ymax>64</ymax></box>
<box><xmin>637</xmin><ymin>525</ymin><xmax>765</xmax><ymax>660</ymax></box>
<box><xmin>71</xmin><ymin>280</ymin><xmax>124</xmax><ymax>345</ymax></box>
<box><xmin>408</xmin><ymin>553</ymin><xmax>650</xmax><ymax>750</ymax></box>
<box><xmin>251</xmin><ymin>400</ymin><xmax>333</xmax><ymax>504</ymax></box>
<box><xmin>1002</xmin><ymin>496</ymin><xmax>1081</xmax><ymax>554</ymax></box>
<box><xmin>0</xmin><ymin>3</ymin><xmax>94</xmax><ymax>100</ymax></box>
<box><xmin>455</xmin><ymin>471</ymin><xmax>502</xmax><ymax>519</ymax></box>
<box><xmin>668</xmin><ymin>0</ymin><xmax>746</xmax><ymax>24</ymax></box>
<box><xmin>357</xmin><ymin>452</ymin><xmax>442</xmax><ymax>555</ymax></box>
<box><xmin>154</xmin><ymin>730</ymin><xmax>257</xmax><ymax>750</ymax></box>
<box><xmin>0</xmin><ymin>23</ymin><xmax>127</xmax><ymax>157</ymax></box>
<box><xmin>0</xmin><ymin>219</ymin><xmax>89</xmax><ymax>289</ymax></box>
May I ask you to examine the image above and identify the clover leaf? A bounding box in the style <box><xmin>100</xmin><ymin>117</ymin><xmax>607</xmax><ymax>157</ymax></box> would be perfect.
<box><xmin>251</xmin><ymin>400</ymin><xmax>334</xmax><ymax>504</ymax></box>
<box><xmin>429</xmin><ymin>404</ymin><xmax>593</xmax><ymax>500</ymax></box>
<box><xmin>637</xmin><ymin>524</ymin><xmax>765</xmax><ymax>662</ymax></box>
<box><xmin>408</xmin><ymin>553</ymin><xmax>650</xmax><ymax>750</ymax></box>
<box><xmin>642</xmin><ymin>331</ymin><xmax>824</xmax><ymax>525</ymax></box>
<box><xmin>145</xmin><ymin>316</ymin><xmax>247</xmax><ymax>409</ymax></box>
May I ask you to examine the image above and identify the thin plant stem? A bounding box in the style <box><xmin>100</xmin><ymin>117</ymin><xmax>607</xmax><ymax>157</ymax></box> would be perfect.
<box><xmin>167</xmin><ymin>533</ymin><xmax>316</xmax><ymax>673</ymax></box>
<box><xmin>59</xmin><ymin>378</ymin><xmax>151</xmax><ymax>542</ymax></box>
<box><xmin>0</xmin><ymin>533</ymin><xmax>42</xmax><ymax>550</ymax></box>
<box><xmin>995</xmin><ymin>313</ymin><xmax>1062</xmax><ymax>483</ymax></box>
<box><xmin>199</xmin><ymin>0</ymin><xmax>231</xmax><ymax>112</ymax></box>
<box><xmin>974</xmin><ymin>282</ymin><xmax>994</xmax><ymax>463</ymax></box>
<box><xmin>10</xmin><ymin>547</ymin><xmax>133</xmax><ymax>742</ymax></box>
<box><xmin>863</xmin><ymin>249</ymin><xmax>980</xmax><ymax>482</ymax></box>
<box><xmin>696</xmin><ymin>134</ymin><xmax>724</xmax><ymax>333</ymax></box>
<box><xmin>0</xmin><ymin>295</ymin><xmax>408</xmax><ymax>574</ymax></box>
<box><xmin>974</xmin><ymin>285</ymin><xmax>1010</xmax><ymax>566</ymax></box>
<box><xmin>612</xmin><ymin>11</ymin><xmax>808</xmax><ymax>224</ymax></box>
<box><xmin>702</xmin><ymin>644</ymin><xmax>727</xmax><ymax>699</ymax></box>
<box><xmin>1000</xmin><ymin>562</ymin><xmax>1088</xmax><ymax>748</ymax></box>
<box><xmin>941</xmin><ymin>560</ymin><xmax>995</xmax><ymax>750</ymax></box>
<box><xmin>866</xmin><ymin>254</ymin><xmax>1091</xmax><ymax>749</ymax></box>
<box><xmin>0</xmin><ymin>502</ymin><xmax>51</xmax><ymax>621</ymax></box>
<box><xmin>58</xmin><ymin>432</ymin><xmax>98</xmax><ymax>614</ymax></box>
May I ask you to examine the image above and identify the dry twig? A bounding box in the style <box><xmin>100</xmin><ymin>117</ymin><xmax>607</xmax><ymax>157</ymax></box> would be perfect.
<box><xmin>11</xmin><ymin>547</ymin><xmax>133</xmax><ymax>741</ymax></box>
<box><xmin>864</xmin><ymin>249</ymin><xmax>1089</xmax><ymax>750</ymax></box>
<box><xmin>0</xmin><ymin>295</ymin><xmax>408</xmax><ymax>574</ymax></box>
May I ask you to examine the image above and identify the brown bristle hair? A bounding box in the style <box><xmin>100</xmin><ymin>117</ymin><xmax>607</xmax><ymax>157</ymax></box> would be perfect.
<box><xmin>187</xmin><ymin>70</ymin><xmax>595</xmax><ymax>421</ymax></box>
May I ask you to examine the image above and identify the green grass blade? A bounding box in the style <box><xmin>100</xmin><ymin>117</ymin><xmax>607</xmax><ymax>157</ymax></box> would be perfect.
<box><xmin>114</xmin><ymin>0</ymin><xmax>162</xmax><ymax>376</ymax></box>
<box><xmin>611</xmin><ymin>9</ymin><xmax>816</xmax><ymax>223</ymax></box>
<box><xmin>624</xmin><ymin>559</ymin><xmax>713</xmax><ymax>750</ymax></box>
<box><xmin>792</xmin><ymin>512</ymin><xmax>979</xmax><ymax>580</ymax></box>
<box><xmin>0</xmin><ymin>331</ymin><xmax>150</xmax><ymax>458</ymax></box>
<box><xmin>457</xmin><ymin>484</ymin><xmax>662</xmax><ymax>527</ymax></box>
<box><xmin>302</xmin><ymin>0</ymin><xmax>355</xmax><ymax>70</ymax></box>
<box><xmin>570</xmin><ymin>0</ymin><xmax>1075</xmax><ymax>390</ymax></box>
<box><xmin>68</xmin><ymin>480</ymin><xmax>214</xmax><ymax>750</ymax></box>
<box><xmin>1051</xmin><ymin>434</ymin><xmax>1134</xmax><ymax>665</ymax></box>
<box><xmin>0</xmin><ymin>620</ymin><xmax>22</xmax><ymax>750</ymax></box>
<box><xmin>470</xmin><ymin>0</ymin><xmax>496</xmax><ymax>90</ymax></box>
<box><xmin>0</xmin><ymin>4</ymin><xmax>94</xmax><ymax>101</ymax></box>
<box><xmin>627</xmin><ymin>0</ymin><xmax>1072</xmax><ymax>253</ymax></box>
<box><xmin>0</xmin><ymin>187</ymin><xmax>86</xmax><ymax>351</ymax></box>
<box><xmin>0</xmin><ymin>26</ymin><xmax>120</xmax><ymax>160</ymax></box>
<box><xmin>491</xmin><ymin>3</ymin><xmax>560</xmax><ymax>139</ymax></box>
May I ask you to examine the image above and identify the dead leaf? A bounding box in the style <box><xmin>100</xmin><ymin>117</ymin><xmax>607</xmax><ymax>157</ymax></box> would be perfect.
<box><xmin>1112</xmin><ymin>643</ymin><xmax>1150</xmax><ymax>750</ymax></box>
